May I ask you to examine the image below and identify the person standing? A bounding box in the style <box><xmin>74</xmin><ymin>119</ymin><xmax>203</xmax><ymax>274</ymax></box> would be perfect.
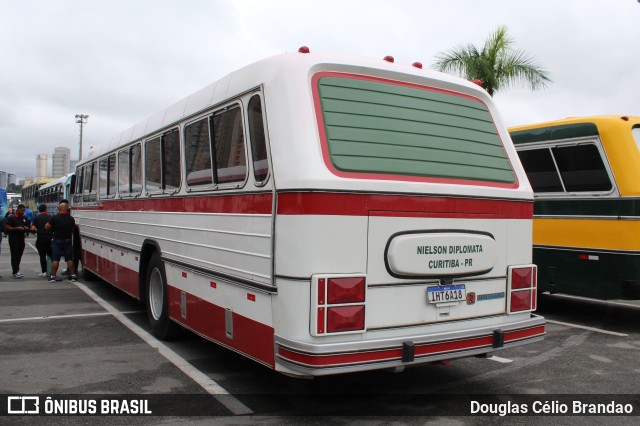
<box><xmin>31</xmin><ymin>204</ymin><xmax>53</xmax><ymax>277</ymax></box>
<box><xmin>0</xmin><ymin>214</ymin><xmax>5</xmax><ymax>279</ymax></box>
<box><xmin>46</xmin><ymin>201</ymin><xmax>77</xmax><ymax>282</ymax></box>
<box><xmin>5</xmin><ymin>204</ymin><xmax>30</xmax><ymax>278</ymax></box>
<box><xmin>25</xmin><ymin>206</ymin><xmax>34</xmax><ymax>223</ymax></box>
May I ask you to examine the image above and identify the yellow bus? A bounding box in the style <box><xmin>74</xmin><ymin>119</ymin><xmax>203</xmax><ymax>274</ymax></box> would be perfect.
<box><xmin>510</xmin><ymin>115</ymin><xmax>640</xmax><ymax>300</ymax></box>
<box><xmin>21</xmin><ymin>179</ymin><xmax>54</xmax><ymax>212</ymax></box>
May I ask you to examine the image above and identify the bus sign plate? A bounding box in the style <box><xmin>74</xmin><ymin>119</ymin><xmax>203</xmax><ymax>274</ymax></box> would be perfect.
<box><xmin>427</xmin><ymin>284</ymin><xmax>466</xmax><ymax>304</ymax></box>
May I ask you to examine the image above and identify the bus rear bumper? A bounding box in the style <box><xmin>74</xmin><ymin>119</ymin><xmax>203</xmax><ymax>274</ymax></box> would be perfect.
<box><xmin>274</xmin><ymin>314</ymin><xmax>545</xmax><ymax>376</ymax></box>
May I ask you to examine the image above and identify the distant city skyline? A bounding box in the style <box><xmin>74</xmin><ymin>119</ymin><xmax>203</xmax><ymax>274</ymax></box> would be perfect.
<box><xmin>52</xmin><ymin>146</ymin><xmax>71</xmax><ymax>178</ymax></box>
<box><xmin>36</xmin><ymin>154</ymin><xmax>48</xmax><ymax>180</ymax></box>
<box><xmin>0</xmin><ymin>147</ymin><xmax>76</xmax><ymax>187</ymax></box>
<box><xmin>0</xmin><ymin>171</ymin><xmax>17</xmax><ymax>188</ymax></box>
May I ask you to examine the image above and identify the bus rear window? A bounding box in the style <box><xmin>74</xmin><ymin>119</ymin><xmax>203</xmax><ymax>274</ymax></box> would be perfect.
<box><xmin>315</xmin><ymin>75</ymin><xmax>516</xmax><ymax>184</ymax></box>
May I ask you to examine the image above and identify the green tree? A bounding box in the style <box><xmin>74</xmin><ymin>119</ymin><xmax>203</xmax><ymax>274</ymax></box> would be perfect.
<box><xmin>7</xmin><ymin>183</ymin><xmax>22</xmax><ymax>193</ymax></box>
<box><xmin>432</xmin><ymin>25</ymin><xmax>551</xmax><ymax>96</ymax></box>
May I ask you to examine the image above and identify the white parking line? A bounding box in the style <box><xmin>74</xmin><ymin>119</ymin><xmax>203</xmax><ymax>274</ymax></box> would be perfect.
<box><xmin>546</xmin><ymin>319</ymin><xmax>628</xmax><ymax>337</ymax></box>
<box><xmin>487</xmin><ymin>355</ymin><xmax>513</xmax><ymax>363</ymax></box>
<box><xmin>0</xmin><ymin>311</ymin><xmax>143</xmax><ymax>323</ymax></box>
<box><xmin>72</xmin><ymin>281</ymin><xmax>253</xmax><ymax>415</ymax></box>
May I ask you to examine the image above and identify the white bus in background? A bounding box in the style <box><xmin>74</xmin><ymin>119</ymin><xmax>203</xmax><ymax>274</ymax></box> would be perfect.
<box><xmin>71</xmin><ymin>48</ymin><xmax>544</xmax><ymax>377</ymax></box>
<box><xmin>38</xmin><ymin>173</ymin><xmax>75</xmax><ymax>214</ymax></box>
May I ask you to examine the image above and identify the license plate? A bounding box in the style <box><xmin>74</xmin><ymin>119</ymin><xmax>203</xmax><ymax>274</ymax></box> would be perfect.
<box><xmin>427</xmin><ymin>284</ymin><xmax>466</xmax><ymax>304</ymax></box>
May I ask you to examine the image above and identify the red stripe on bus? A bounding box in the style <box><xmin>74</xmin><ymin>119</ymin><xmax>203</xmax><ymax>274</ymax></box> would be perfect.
<box><xmin>75</xmin><ymin>193</ymin><xmax>273</xmax><ymax>214</ymax></box>
<box><xmin>504</xmin><ymin>325</ymin><xmax>546</xmax><ymax>342</ymax></box>
<box><xmin>277</xmin><ymin>325</ymin><xmax>544</xmax><ymax>368</ymax></box>
<box><xmin>277</xmin><ymin>192</ymin><xmax>532</xmax><ymax>219</ymax></box>
<box><xmin>82</xmin><ymin>249</ymin><xmax>275</xmax><ymax>367</ymax></box>
<box><xmin>74</xmin><ymin>191</ymin><xmax>531</xmax><ymax>218</ymax></box>
<box><xmin>81</xmin><ymin>250</ymin><xmax>140</xmax><ymax>298</ymax></box>
<box><xmin>168</xmin><ymin>287</ymin><xmax>275</xmax><ymax>367</ymax></box>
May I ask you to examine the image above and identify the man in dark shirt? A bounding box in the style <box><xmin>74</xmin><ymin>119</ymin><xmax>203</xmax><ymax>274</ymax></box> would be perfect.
<box><xmin>5</xmin><ymin>204</ymin><xmax>31</xmax><ymax>278</ymax></box>
<box><xmin>46</xmin><ymin>201</ymin><xmax>77</xmax><ymax>282</ymax></box>
<box><xmin>31</xmin><ymin>204</ymin><xmax>53</xmax><ymax>277</ymax></box>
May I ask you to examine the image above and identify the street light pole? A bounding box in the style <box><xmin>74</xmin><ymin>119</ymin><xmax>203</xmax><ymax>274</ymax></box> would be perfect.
<box><xmin>75</xmin><ymin>114</ymin><xmax>89</xmax><ymax>161</ymax></box>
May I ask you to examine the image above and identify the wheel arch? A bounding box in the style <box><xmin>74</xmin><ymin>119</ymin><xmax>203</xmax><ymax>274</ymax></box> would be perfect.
<box><xmin>139</xmin><ymin>239</ymin><xmax>162</xmax><ymax>302</ymax></box>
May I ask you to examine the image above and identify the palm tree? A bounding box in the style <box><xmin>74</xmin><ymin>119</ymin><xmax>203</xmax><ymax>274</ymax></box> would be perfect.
<box><xmin>432</xmin><ymin>26</ymin><xmax>551</xmax><ymax>96</ymax></box>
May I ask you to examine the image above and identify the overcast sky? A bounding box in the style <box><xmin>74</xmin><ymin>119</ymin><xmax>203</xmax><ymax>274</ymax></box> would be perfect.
<box><xmin>1</xmin><ymin>0</ymin><xmax>639</xmax><ymax>180</ymax></box>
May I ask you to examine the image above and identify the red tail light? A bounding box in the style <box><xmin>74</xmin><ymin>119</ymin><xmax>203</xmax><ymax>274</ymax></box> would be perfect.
<box><xmin>508</xmin><ymin>266</ymin><xmax>537</xmax><ymax>313</ymax></box>
<box><xmin>511</xmin><ymin>267</ymin><xmax>533</xmax><ymax>289</ymax></box>
<box><xmin>313</xmin><ymin>275</ymin><xmax>366</xmax><ymax>335</ymax></box>
<box><xmin>327</xmin><ymin>306</ymin><xmax>365</xmax><ymax>333</ymax></box>
<box><xmin>510</xmin><ymin>289</ymin><xmax>533</xmax><ymax>312</ymax></box>
<box><xmin>328</xmin><ymin>277</ymin><xmax>365</xmax><ymax>304</ymax></box>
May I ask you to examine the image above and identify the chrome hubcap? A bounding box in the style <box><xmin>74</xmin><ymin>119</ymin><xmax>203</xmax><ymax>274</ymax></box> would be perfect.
<box><xmin>149</xmin><ymin>268</ymin><xmax>164</xmax><ymax>321</ymax></box>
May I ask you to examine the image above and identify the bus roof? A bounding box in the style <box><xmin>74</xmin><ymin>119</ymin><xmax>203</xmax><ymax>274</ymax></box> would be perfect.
<box><xmin>38</xmin><ymin>173</ymin><xmax>74</xmax><ymax>191</ymax></box>
<box><xmin>22</xmin><ymin>178</ymin><xmax>55</xmax><ymax>189</ymax></box>
<box><xmin>510</xmin><ymin>115</ymin><xmax>640</xmax><ymax>139</ymax></box>
<box><xmin>80</xmin><ymin>50</ymin><xmax>492</xmax><ymax>164</ymax></box>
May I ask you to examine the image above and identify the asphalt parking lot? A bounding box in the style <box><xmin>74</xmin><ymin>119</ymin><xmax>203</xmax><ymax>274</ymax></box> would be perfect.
<box><xmin>2</xmin><ymin>241</ymin><xmax>640</xmax><ymax>425</ymax></box>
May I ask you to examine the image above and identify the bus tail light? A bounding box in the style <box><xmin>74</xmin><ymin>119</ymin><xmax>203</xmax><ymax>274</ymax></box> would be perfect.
<box><xmin>312</xmin><ymin>275</ymin><xmax>366</xmax><ymax>336</ymax></box>
<box><xmin>328</xmin><ymin>277</ymin><xmax>365</xmax><ymax>303</ymax></box>
<box><xmin>327</xmin><ymin>306</ymin><xmax>365</xmax><ymax>333</ymax></box>
<box><xmin>507</xmin><ymin>265</ymin><xmax>537</xmax><ymax>313</ymax></box>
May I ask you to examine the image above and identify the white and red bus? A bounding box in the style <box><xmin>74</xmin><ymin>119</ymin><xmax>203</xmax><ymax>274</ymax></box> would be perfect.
<box><xmin>72</xmin><ymin>48</ymin><xmax>544</xmax><ymax>377</ymax></box>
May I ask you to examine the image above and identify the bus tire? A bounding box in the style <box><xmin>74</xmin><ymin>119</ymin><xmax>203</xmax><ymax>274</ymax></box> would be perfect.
<box><xmin>81</xmin><ymin>264</ymin><xmax>97</xmax><ymax>281</ymax></box>
<box><xmin>145</xmin><ymin>253</ymin><xmax>183</xmax><ymax>340</ymax></box>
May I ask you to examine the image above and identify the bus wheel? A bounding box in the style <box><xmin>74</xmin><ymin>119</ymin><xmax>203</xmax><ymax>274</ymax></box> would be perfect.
<box><xmin>81</xmin><ymin>263</ymin><xmax>98</xmax><ymax>281</ymax></box>
<box><xmin>146</xmin><ymin>253</ymin><xmax>183</xmax><ymax>340</ymax></box>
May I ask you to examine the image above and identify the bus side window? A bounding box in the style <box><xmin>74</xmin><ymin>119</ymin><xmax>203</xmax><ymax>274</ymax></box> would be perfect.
<box><xmin>99</xmin><ymin>157</ymin><xmax>109</xmax><ymax>198</ymax></box>
<box><xmin>212</xmin><ymin>106</ymin><xmax>247</xmax><ymax>184</ymax></box>
<box><xmin>83</xmin><ymin>163</ymin><xmax>94</xmax><ymax>202</ymax></box>
<box><xmin>145</xmin><ymin>132</ymin><xmax>181</xmax><ymax>193</ymax></box>
<box><xmin>90</xmin><ymin>161</ymin><xmax>98</xmax><ymax>202</ymax></box>
<box><xmin>82</xmin><ymin>164</ymin><xmax>93</xmax><ymax>203</ymax></box>
<box><xmin>131</xmin><ymin>144</ymin><xmax>142</xmax><ymax>193</ymax></box>
<box><xmin>517</xmin><ymin>148</ymin><xmax>564</xmax><ymax>192</ymax></box>
<box><xmin>145</xmin><ymin>137</ymin><xmax>162</xmax><ymax>192</ymax></box>
<box><xmin>518</xmin><ymin>144</ymin><xmax>613</xmax><ymax>194</ymax></box>
<box><xmin>162</xmin><ymin>129</ymin><xmax>181</xmax><ymax>191</ymax></box>
<box><xmin>247</xmin><ymin>95</ymin><xmax>269</xmax><ymax>184</ymax></box>
<box><xmin>185</xmin><ymin>118</ymin><xmax>213</xmax><ymax>187</ymax></box>
<box><xmin>106</xmin><ymin>154</ymin><xmax>116</xmax><ymax>197</ymax></box>
<box><xmin>118</xmin><ymin>149</ymin><xmax>130</xmax><ymax>195</ymax></box>
<box><xmin>552</xmin><ymin>145</ymin><xmax>612</xmax><ymax>192</ymax></box>
<box><xmin>633</xmin><ymin>125</ymin><xmax>640</xmax><ymax>152</ymax></box>
<box><xmin>75</xmin><ymin>166</ymin><xmax>84</xmax><ymax>204</ymax></box>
